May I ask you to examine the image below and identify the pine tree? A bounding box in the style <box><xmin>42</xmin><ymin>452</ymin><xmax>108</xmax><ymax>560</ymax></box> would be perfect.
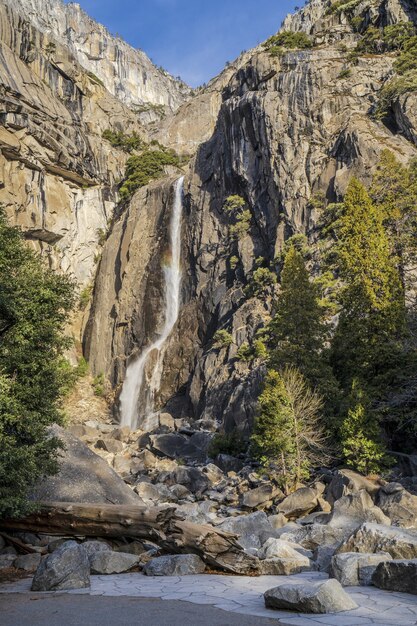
<box><xmin>340</xmin><ymin>381</ymin><xmax>389</xmax><ymax>475</ymax></box>
<box><xmin>329</xmin><ymin>178</ymin><xmax>406</xmax><ymax>390</ymax></box>
<box><xmin>251</xmin><ymin>368</ymin><xmax>327</xmax><ymax>493</ymax></box>
<box><xmin>268</xmin><ymin>244</ymin><xmax>337</xmax><ymax>411</ymax></box>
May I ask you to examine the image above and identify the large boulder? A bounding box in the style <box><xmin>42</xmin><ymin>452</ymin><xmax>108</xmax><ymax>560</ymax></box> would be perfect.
<box><xmin>90</xmin><ymin>551</ymin><xmax>139</xmax><ymax>574</ymax></box>
<box><xmin>329</xmin><ymin>552</ymin><xmax>392</xmax><ymax>586</ymax></box>
<box><xmin>143</xmin><ymin>554</ymin><xmax>205</xmax><ymax>576</ymax></box>
<box><xmin>259</xmin><ymin>538</ymin><xmax>311</xmax><ymax>575</ymax></box>
<box><xmin>327</xmin><ymin>469</ymin><xmax>380</xmax><ymax>504</ymax></box>
<box><xmin>31</xmin><ymin>426</ymin><xmax>142</xmax><ymax>505</ymax></box>
<box><xmin>241</xmin><ymin>484</ymin><xmax>283</xmax><ymax>510</ymax></box>
<box><xmin>31</xmin><ymin>541</ymin><xmax>90</xmax><ymax>591</ymax></box>
<box><xmin>218</xmin><ymin>511</ymin><xmax>275</xmax><ymax>551</ymax></box>
<box><xmin>276</xmin><ymin>487</ymin><xmax>319</xmax><ymax>519</ymax></box>
<box><xmin>149</xmin><ymin>433</ymin><xmax>210</xmax><ymax>462</ymax></box>
<box><xmin>167</xmin><ymin>466</ymin><xmax>209</xmax><ymax>495</ymax></box>
<box><xmin>264</xmin><ymin>579</ymin><xmax>358</xmax><ymax>613</ymax></box>
<box><xmin>338</xmin><ymin>523</ymin><xmax>417</xmax><ymax>559</ymax></box>
<box><xmin>328</xmin><ymin>490</ymin><xmax>390</xmax><ymax>530</ymax></box>
<box><xmin>377</xmin><ymin>483</ymin><xmax>417</xmax><ymax>528</ymax></box>
<box><xmin>373</xmin><ymin>559</ymin><xmax>417</xmax><ymax>594</ymax></box>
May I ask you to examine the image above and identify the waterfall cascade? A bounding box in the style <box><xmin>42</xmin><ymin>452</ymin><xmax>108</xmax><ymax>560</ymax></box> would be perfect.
<box><xmin>119</xmin><ymin>176</ymin><xmax>184</xmax><ymax>430</ymax></box>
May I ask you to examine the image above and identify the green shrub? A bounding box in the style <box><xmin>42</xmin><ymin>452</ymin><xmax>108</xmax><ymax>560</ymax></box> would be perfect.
<box><xmin>75</xmin><ymin>356</ymin><xmax>89</xmax><ymax>378</ymax></box>
<box><xmin>92</xmin><ymin>373</ymin><xmax>105</xmax><ymax>397</ymax></box>
<box><xmin>102</xmin><ymin>129</ymin><xmax>144</xmax><ymax>153</ymax></box>
<box><xmin>236</xmin><ymin>342</ymin><xmax>252</xmax><ymax>361</ymax></box>
<box><xmin>246</xmin><ymin>267</ymin><xmax>277</xmax><ymax>297</ymax></box>
<box><xmin>376</xmin><ymin>70</ymin><xmax>417</xmax><ymax>118</ymax></box>
<box><xmin>337</xmin><ymin>68</ymin><xmax>352</xmax><ymax>80</ymax></box>
<box><xmin>208</xmin><ymin>431</ymin><xmax>247</xmax><ymax>458</ymax></box>
<box><xmin>79</xmin><ymin>284</ymin><xmax>93</xmax><ymax>311</ymax></box>
<box><xmin>264</xmin><ymin>31</ymin><xmax>313</xmax><ymax>52</ymax></box>
<box><xmin>119</xmin><ymin>148</ymin><xmax>180</xmax><ymax>200</ymax></box>
<box><xmin>326</xmin><ymin>0</ymin><xmax>361</xmax><ymax>16</ymax></box>
<box><xmin>213</xmin><ymin>330</ymin><xmax>234</xmax><ymax>349</ymax></box>
<box><xmin>230</xmin><ymin>255</ymin><xmax>239</xmax><ymax>270</ymax></box>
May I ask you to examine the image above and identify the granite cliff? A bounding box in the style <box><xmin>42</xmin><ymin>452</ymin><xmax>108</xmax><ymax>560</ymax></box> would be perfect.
<box><xmin>2</xmin><ymin>0</ymin><xmax>417</xmax><ymax>434</ymax></box>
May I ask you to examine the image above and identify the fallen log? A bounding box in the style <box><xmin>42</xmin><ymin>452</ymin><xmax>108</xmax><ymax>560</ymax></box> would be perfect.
<box><xmin>0</xmin><ymin>501</ymin><xmax>261</xmax><ymax>575</ymax></box>
<box><xmin>0</xmin><ymin>502</ymin><xmax>177</xmax><ymax>541</ymax></box>
<box><xmin>164</xmin><ymin>518</ymin><xmax>260</xmax><ymax>575</ymax></box>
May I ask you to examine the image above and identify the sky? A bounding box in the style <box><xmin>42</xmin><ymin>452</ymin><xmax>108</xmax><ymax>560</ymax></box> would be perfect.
<box><xmin>67</xmin><ymin>0</ymin><xmax>298</xmax><ymax>87</ymax></box>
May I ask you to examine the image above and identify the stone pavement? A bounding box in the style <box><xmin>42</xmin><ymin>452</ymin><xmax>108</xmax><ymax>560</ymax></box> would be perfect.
<box><xmin>1</xmin><ymin>571</ymin><xmax>417</xmax><ymax>625</ymax></box>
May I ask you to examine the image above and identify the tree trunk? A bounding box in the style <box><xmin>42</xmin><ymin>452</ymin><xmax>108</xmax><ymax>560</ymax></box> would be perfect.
<box><xmin>0</xmin><ymin>502</ymin><xmax>260</xmax><ymax>575</ymax></box>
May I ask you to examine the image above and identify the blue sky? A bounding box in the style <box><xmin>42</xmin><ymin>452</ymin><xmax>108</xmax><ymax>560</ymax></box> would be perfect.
<box><xmin>67</xmin><ymin>0</ymin><xmax>298</xmax><ymax>86</ymax></box>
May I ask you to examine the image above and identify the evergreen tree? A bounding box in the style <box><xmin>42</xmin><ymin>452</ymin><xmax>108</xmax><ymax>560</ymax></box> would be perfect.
<box><xmin>268</xmin><ymin>244</ymin><xmax>337</xmax><ymax>411</ymax></box>
<box><xmin>371</xmin><ymin>149</ymin><xmax>417</xmax><ymax>291</ymax></box>
<box><xmin>251</xmin><ymin>368</ymin><xmax>327</xmax><ymax>493</ymax></box>
<box><xmin>329</xmin><ymin>178</ymin><xmax>405</xmax><ymax>390</ymax></box>
<box><xmin>340</xmin><ymin>380</ymin><xmax>389</xmax><ymax>475</ymax></box>
<box><xmin>0</xmin><ymin>210</ymin><xmax>75</xmax><ymax>518</ymax></box>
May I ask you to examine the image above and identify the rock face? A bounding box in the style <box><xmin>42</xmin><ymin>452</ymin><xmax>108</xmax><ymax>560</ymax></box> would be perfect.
<box><xmin>3</xmin><ymin>0</ymin><xmax>190</xmax><ymax>114</ymax></box>
<box><xmin>264</xmin><ymin>579</ymin><xmax>358</xmax><ymax>613</ymax></box>
<box><xmin>31</xmin><ymin>541</ymin><xmax>90</xmax><ymax>591</ymax></box>
<box><xmin>143</xmin><ymin>554</ymin><xmax>206</xmax><ymax>576</ymax></box>
<box><xmin>86</xmin><ymin>0</ymin><xmax>417</xmax><ymax>431</ymax></box>
<box><xmin>372</xmin><ymin>560</ymin><xmax>417</xmax><ymax>594</ymax></box>
<box><xmin>31</xmin><ymin>425</ymin><xmax>143</xmax><ymax>505</ymax></box>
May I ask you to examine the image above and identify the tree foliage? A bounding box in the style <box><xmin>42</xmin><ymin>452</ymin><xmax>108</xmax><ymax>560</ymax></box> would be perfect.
<box><xmin>251</xmin><ymin>368</ymin><xmax>327</xmax><ymax>493</ymax></box>
<box><xmin>0</xmin><ymin>211</ymin><xmax>75</xmax><ymax>518</ymax></box>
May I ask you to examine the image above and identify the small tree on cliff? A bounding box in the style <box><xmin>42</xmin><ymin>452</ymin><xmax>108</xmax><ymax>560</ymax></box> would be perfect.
<box><xmin>0</xmin><ymin>210</ymin><xmax>75</xmax><ymax>518</ymax></box>
<box><xmin>251</xmin><ymin>367</ymin><xmax>327</xmax><ymax>493</ymax></box>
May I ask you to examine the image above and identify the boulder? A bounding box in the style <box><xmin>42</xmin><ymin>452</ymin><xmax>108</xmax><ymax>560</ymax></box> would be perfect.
<box><xmin>328</xmin><ymin>490</ymin><xmax>390</xmax><ymax>530</ymax></box>
<box><xmin>201</xmin><ymin>463</ymin><xmax>224</xmax><ymax>486</ymax></box>
<box><xmin>260</xmin><ymin>558</ymin><xmax>310</xmax><ymax>576</ymax></box>
<box><xmin>175</xmin><ymin>501</ymin><xmax>218</xmax><ymax>525</ymax></box>
<box><xmin>13</xmin><ymin>553</ymin><xmax>42</xmax><ymax>572</ymax></box>
<box><xmin>218</xmin><ymin>511</ymin><xmax>275</xmax><ymax>551</ymax></box>
<box><xmin>339</xmin><ymin>523</ymin><xmax>417</xmax><ymax>559</ymax></box>
<box><xmin>314</xmin><ymin>545</ymin><xmax>339</xmax><ymax>573</ymax></box>
<box><xmin>31</xmin><ymin>541</ymin><xmax>90</xmax><ymax>591</ymax></box>
<box><xmin>143</xmin><ymin>554</ymin><xmax>205</xmax><ymax>576</ymax></box>
<box><xmin>241</xmin><ymin>484</ymin><xmax>283</xmax><ymax>510</ymax></box>
<box><xmin>31</xmin><ymin>426</ymin><xmax>142</xmax><ymax>505</ymax></box>
<box><xmin>213</xmin><ymin>454</ymin><xmax>244</xmax><ymax>473</ymax></box>
<box><xmin>329</xmin><ymin>552</ymin><xmax>392</xmax><ymax>586</ymax></box>
<box><xmin>0</xmin><ymin>554</ymin><xmax>17</xmax><ymax>569</ymax></box>
<box><xmin>81</xmin><ymin>540</ymin><xmax>111</xmax><ymax>559</ymax></box>
<box><xmin>372</xmin><ymin>559</ymin><xmax>417</xmax><ymax>594</ymax></box>
<box><xmin>277</xmin><ymin>487</ymin><xmax>319</xmax><ymax>519</ymax></box>
<box><xmin>264</xmin><ymin>579</ymin><xmax>358</xmax><ymax>613</ymax></box>
<box><xmin>135</xmin><ymin>482</ymin><xmax>174</xmax><ymax>503</ymax></box>
<box><xmin>327</xmin><ymin>469</ymin><xmax>380</xmax><ymax>504</ymax></box>
<box><xmin>168</xmin><ymin>466</ymin><xmax>209</xmax><ymax>495</ymax></box>
<box><xmin>149</xmin><ymin>433</ymin><xmax>209</xmax><ymax>462</ymax></box>
<box><xmin>95</xmin><ymin>439</ymin><xmax>124</xmax><ymax>454</ymax></box>
<box><xmin>260</xmin><ymin>538</ymin><xmax>310</xmax><ymax>563</ymax></box>
<box><xmin>90</xmin><ymin>551</ymin><xmax>139</xmax><ymax>574</ymax></box>
<box><xmin>377</xmin><ymin>483</ymin><xmax>417</xmax><ymax>528</ymax></box>
<box><xmin>268</xmin><ymin>513</ymin><xmax>288</xmax><ymax>530</ymax></box>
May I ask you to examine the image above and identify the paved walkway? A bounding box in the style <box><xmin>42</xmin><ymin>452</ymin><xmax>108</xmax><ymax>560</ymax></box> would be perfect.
<box><xmin>2</xmin><ymin>572</ymin><xmax>417</xmax><ymax>625</ymax></box>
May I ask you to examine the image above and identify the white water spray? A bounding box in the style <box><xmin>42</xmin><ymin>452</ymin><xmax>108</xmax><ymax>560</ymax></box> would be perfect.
<box><xmin>119</xmin><ymin>176</ymin><xmax>184</xmax><ymax>430</ymax></box>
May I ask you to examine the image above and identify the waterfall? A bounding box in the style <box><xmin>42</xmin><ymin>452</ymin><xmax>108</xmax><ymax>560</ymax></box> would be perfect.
<box><xmin>119</xmin><ymin>176</ymin><xmax>184</xmax><ymax>430</ymax></box>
